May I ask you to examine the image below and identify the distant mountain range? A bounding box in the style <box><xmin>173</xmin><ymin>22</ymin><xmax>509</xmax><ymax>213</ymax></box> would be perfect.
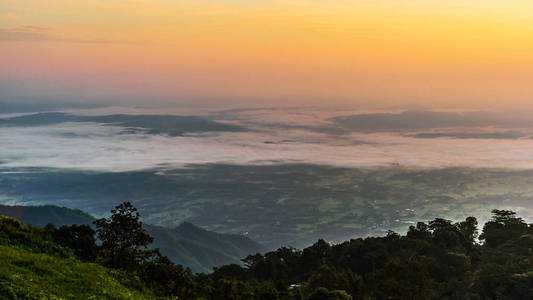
<box><xmin>0</xmin><ymin>112</ymin><xmax>247</xmax><ymax>136</ymax></box>
<box><xmin>0</xmin><ymin>204</ymin><xmax>266</xmax><ymax>273</ymax></box>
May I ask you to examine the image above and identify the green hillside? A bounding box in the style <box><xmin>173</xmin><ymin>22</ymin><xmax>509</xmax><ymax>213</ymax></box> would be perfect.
<box><xmin>0</xmin><ymin>215</ymin><xmax>155</xmax><ymax>300</ymax></box>
<box><xmin>4</xmin><ymin>203</ymin><xmax>533</xmax><ymax>299</ymax></box>
<box><xmin>0</xmin><ymin>204</ymin><xmax>266</xmax><ymax>273</ymax></box>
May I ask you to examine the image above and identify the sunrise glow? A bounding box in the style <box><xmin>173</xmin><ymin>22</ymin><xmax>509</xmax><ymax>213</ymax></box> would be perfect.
<box><xmin>1</xmin><ymin>0</ymin><xmax>533</xmax><ymax>107</ymax></box>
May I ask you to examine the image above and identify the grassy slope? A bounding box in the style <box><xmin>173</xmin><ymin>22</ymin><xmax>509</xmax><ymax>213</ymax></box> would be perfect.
<box><xmin>0</xmin><ymin>216</ymin><xmax>154</xmax><ymax>300</ymax></box>
<box><xmin>0</xmin><ymin>246</ymin><xmax>153</xmax><ymax>300</ymax></box>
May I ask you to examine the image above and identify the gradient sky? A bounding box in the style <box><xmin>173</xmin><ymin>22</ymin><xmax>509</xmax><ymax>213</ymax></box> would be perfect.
<box><xmin>2</xmin><ymin>0</ymin><xmax>533</xmax><ymax>108</ymax></box>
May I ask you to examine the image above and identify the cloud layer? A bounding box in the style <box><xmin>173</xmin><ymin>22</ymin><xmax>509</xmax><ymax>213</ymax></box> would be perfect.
<box><xmin>3</xmin><ymin>108</ymin><xmax>533</xmax><ymax>171</ymax></box>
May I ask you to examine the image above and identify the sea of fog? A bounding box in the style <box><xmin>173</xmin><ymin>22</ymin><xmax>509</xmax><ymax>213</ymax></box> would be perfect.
<box><xmin>2</xmin><ymin>106</ymin><xmax>533</xmax><ymax>172</ymax></box>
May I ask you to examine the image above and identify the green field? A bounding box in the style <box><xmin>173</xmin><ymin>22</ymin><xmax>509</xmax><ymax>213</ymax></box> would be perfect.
<box><xmin>2</xmin><ymin>165</ymin><xmax>533</xmax><ymax>249</ymax></box>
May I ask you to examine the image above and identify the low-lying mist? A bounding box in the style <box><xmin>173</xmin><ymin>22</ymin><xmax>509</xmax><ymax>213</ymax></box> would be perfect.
<box><xmin>2</xmin><ymin>107</ymin><xmax>533</xmax><ymax>171</ymax></box>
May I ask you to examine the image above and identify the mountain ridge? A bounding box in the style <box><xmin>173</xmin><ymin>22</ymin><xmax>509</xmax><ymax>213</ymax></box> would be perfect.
<box><xmin>0</xmin><ymin>204</ymin><xmax>265</xmax><ymax>273</ymax></box>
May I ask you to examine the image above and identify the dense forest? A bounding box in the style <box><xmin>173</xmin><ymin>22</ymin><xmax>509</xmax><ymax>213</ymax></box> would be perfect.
<box><xmin>2</xmin><ymin>202</ymin><xmax>533</xmax><ymax>299</ymax></box>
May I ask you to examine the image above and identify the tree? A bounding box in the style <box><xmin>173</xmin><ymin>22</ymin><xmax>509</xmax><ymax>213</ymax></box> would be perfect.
<box><xmin>52</xmin><ymin>224</ymin><xmax>98</xmax><ymax>261</ymax></box>
<box><xmin>370</xmin><ymin>259</ymin><xmax>439</xmax><ymax>300</ymax></box>
<box><xmin>300</xmin><ymin>239</ymin><xmax>331</xmax><ymax>275</ymax></box>
<box><xmin>305</xmin><ymin>265</ymin><xmax>362</xmax><ymax>298</ymax></box>
<box><xmin>306</xmin><ymin>287</ymin><xmax>352</xmax><ymax>300</ymax></box>
<box><xmin>457</xmin><ymin>216</ymin><xmax>478</xmax><ymax>250</ymax></box>
<box><xmin>93</xmin><ymin>202</ymin><xmax>154</xmax><ymax>270</ymax></box>
<box><xmin>428</xmin><ymin>218</ymin><xmax>463</xmax><ymax>249</ymax></box>
<box><xmin>480</xmin><ymin>209</ymin><xmax>528</xmax><ymax>248</ymax></box>
<box><xmin>139</xmin><ymin>249</ymin><xmax>194</xmax><ymax>297</ymax></box>
<box><xmin>407</xmin><ymin>222</ymin><xmax>432</xmax><ymax>241</ymax></box>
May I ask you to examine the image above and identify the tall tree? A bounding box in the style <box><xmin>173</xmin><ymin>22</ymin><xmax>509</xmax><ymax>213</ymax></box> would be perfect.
<box><xmin>93</xmin><ymin>202</ymin><xmax>154</xmax><ymax>270</ymax></box>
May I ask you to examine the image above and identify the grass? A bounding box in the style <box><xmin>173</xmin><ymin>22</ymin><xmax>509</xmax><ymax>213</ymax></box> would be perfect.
<box><xmin>0</xmin><ymin>216</ymin><xmax>155</xmax><ymax>300</ymax></box>
<box><xmin>0</xmin><ymin>246</ymin><xmax>155</xmax><ymax>300</ymax></box>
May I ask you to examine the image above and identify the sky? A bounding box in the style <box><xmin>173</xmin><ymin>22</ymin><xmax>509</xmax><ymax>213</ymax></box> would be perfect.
<box><xmin>2</xmin><ymin>0</ymin><xmax>533</xmax><ymax>109</ymax></box>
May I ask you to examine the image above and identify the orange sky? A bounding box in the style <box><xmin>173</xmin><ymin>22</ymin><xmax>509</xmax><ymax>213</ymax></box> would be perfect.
<box><xmin>2</xmin><ymin>0</ymin><xmax>533</xmax><ymax>108</ymax></box>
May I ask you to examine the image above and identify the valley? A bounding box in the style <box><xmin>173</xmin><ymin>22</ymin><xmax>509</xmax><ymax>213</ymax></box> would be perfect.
<box><xmin>2</xmin><ymin>164</ymin><xmax>533</xmax><ymax>249</ymax></box>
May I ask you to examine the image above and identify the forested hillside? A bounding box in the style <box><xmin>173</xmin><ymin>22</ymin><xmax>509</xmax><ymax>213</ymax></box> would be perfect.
<box><xmin>196</xmin><ymin>209</ymin><xmax>533</xmax><ymax>299</ymax></box>
<box><xmin>2</xmin><ymin>204</ymin><xmax>533</xmax><ymax>299</ymax></box>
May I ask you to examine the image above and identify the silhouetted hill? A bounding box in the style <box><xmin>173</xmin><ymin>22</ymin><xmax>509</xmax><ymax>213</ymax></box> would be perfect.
<box><xmin>147</xmin><ymin>222</ymin><xmax>266</xmax><ymax>273</ymax></box>
<box><xmin>331</xmin><ymin>110</ymin><xmax>533</xmax><ymax>132</ymax></box>
<box><xmin>0</xmin><ymin>112</ymin><xmax>247</xmax><ymax>136</ymax></box>
<box><xmin>0</xmin><ymin>204</ymin><xmax>265</xmax><ymax>273</ymax></box>
<box><xmin>0</xmin><ymin>205</ymin><xmax>94</xmax><ymax>227</ymax></box>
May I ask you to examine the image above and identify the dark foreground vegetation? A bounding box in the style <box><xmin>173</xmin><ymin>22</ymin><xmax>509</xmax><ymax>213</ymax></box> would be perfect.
<box><xmin>2</xmin><ymin>203</ymin><xmax>533</xmax><ymax>299</ymax></box>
